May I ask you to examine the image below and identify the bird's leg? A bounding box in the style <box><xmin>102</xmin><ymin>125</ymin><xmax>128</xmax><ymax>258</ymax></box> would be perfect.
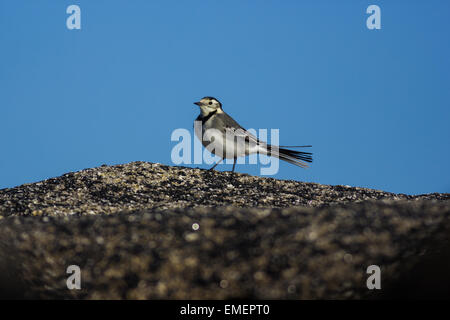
<box><xmin>231</xmin><ymin>157</ymin><xmax>237</xmax><ymax>173</ymax></box>
<box><xmin>208</xmin><ymin>158</ymin><xmax>223</xmax><ymax>171</ymax></box>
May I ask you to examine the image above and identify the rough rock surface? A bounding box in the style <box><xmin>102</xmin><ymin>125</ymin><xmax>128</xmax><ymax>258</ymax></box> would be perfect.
<box><xmin>0</xmin><ymin>162</ymin><xmax>449</xmax><ymax>299</ymax></box>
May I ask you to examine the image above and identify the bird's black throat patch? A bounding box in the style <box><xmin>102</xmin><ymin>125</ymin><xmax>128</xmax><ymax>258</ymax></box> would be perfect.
<box><xmin>197</xmin><ymin>109</ymin><xmax>218</xmax><ymax>125</ymax></box>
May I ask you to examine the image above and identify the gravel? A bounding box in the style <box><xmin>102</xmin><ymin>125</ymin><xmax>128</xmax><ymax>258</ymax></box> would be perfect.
<box><xmin>0</xmin><ymin>161</ymin><xmax>449</xmax><ymax>299</ymax></box>
<box><xmin>0</xmin><ymin>161</ymin><xmax>446</xmax><ymax>217</ymax></box>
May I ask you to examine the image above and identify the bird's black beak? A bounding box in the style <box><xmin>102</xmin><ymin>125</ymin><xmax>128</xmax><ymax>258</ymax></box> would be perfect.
<box><xmin>194</xmin><ymin>101</ymin><xmax>201</xmax><ymax>106</ymax></box>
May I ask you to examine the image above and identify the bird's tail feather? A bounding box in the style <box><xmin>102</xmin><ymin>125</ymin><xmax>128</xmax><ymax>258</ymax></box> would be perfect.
<box><xmin>267</xmin><ymin>145</ymin><xmax>313</xmax><ymax>168</ymax></box>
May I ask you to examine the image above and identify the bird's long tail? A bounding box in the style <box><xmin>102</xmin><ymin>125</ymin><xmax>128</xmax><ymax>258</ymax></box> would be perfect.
<box><xmin>267</xmin><ymin>145</ymin><xmax>313</xmax><ymax>168</ymax></box>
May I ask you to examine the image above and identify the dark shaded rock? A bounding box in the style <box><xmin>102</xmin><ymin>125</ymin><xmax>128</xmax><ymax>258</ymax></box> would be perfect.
<box><xmin>0</xmin><ymin>162</ymin><xmax>449</xmax><ymax>299</ymax></box>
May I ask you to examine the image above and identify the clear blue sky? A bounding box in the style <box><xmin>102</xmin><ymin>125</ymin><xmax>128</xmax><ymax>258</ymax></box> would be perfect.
<box><xmin>1</xmin><ymin>0</ymin><xmax>449</xmax><ymax>195</ymax></box>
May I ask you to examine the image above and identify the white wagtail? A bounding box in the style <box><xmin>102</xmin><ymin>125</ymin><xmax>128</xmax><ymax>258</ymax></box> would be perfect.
<box><xmin>193</xmin><ymin>96</ymin><xmax>312</xmax><ymax>172</ymax></box>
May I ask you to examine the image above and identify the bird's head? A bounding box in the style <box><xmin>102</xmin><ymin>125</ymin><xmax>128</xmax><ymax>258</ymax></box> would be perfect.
<box><xmin>194</xmin><ymin>97</ymin><xmax>222</xmax><ymax>116</ymax></box>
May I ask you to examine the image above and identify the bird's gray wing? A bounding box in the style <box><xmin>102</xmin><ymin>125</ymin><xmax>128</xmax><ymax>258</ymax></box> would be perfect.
<box><xmin>226</xmin><ymin>127</ymin><xmax>268</xmax><ymax>148</ymax></box>
<box><xmin>216</xmin><ymin>112</ymin><xmax>267</xmax><ymax>147</ymax></box>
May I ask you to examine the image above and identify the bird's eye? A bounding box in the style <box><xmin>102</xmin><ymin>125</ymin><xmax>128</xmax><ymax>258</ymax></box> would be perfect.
<box><xmin>209</xmin><ymin>102</ymin><xmax>212</xmax><ymax>105</ymax></box>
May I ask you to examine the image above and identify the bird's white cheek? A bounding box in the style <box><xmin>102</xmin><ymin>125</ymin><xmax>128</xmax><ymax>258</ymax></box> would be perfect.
<box><xmin>200</xmin><ymin>106</ymin><xmax>214</xmax><ymax>116</ymax></box>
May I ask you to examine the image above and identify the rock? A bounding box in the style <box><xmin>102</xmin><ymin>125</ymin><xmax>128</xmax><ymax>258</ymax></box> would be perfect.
<box><xmin>0</xmin><ymin>161</ymin><xmax>449</xmax><ymax>299</ymax></box>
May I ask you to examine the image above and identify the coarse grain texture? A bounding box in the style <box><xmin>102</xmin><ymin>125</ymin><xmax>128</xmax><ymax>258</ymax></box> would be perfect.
<box><xmin>0</xmin><ymin>162</ymin><xmax>449</xmax><ymax>299</ymax></box>
<box><xmin>0</xmin><ymin>162</ymin><xmax>447</xmax><ymax>217</ymax></box>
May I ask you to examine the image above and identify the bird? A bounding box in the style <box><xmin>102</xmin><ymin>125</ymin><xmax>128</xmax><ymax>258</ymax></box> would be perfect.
<box><xmin>193</xmin><ymin>96</ymin><xmax>312</xmax><ymax>172</ymax></box>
